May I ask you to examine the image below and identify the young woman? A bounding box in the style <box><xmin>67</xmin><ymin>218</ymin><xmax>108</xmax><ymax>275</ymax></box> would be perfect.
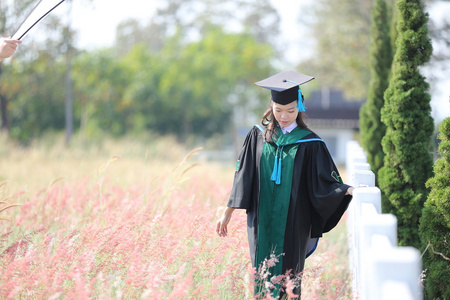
<box><xmin>216</xmin><ymin>70</ymin><xmax>354</xmax><ymax>298</ymax></box>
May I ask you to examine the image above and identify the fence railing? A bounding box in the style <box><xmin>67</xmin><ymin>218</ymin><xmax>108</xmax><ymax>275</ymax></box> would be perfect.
<box><xmin>345</xmin><ymin>141</ymin><xmax>423</xmax><ymax>300</ymax></box>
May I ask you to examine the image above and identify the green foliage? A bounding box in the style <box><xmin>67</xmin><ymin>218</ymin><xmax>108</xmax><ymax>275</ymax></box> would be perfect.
<box><xmin>1</xmin><ymin>0</ymin><xmax>278</xmax><ymax>145</ymax></box>
<box><xmin>2</xmin><ymin>24</ymin><xmax>274</xmax><ymax>145</ymax></box>
<box><xmin>378</xmin><ymin>0</ymin><xmax>434</xmax><ymax>248</ymax></box>
<box><xmin>158</xmin><ymin>28</ymin><xmax>272</xmax><ymax>138</ymax></box>
<box><xmin>75</xmin><ymin>28</ymin><xmax>273</xmax><ymax>141</ymax></box>
<box><xmin>299</xmin><ymin>0</ymin><xmax>372</xmax><ymax>99</ymax></box>
<box><xmin>72</xmin><ymin>48</ymin><xmax>133</xmax><ymax>137</ymax></box>
<box><xmin>359</xmin><ymin>0</ymin><xmax>393</xmax><ymax>184</ymax></box>
<box><xmin>117</xmin><ymin>28</ymin><xmax>273</xmax><ymax>140</ymax></box>
<box><xmin>5</xmin><ymin>52</ymin><xmax>67</xmax><ymax>144</ymax></box>
<box><xmin>389</xmin><ymin>0</ymin><xmax>399</xmax><ymax>56</ymax></box>
<box><xmin>0</xmin><ymin>0</ymin><xmax>43</xmax><ymax>132</ymax></box>
<box><xmin>419</xmin><ymin>118</ymin><xmax>450</xmax><ymax>300</ymax></box>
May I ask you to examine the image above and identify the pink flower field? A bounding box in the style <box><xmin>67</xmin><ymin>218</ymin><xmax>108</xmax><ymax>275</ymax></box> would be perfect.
<box><xmin>0</xmin><ymin>140</ymin><xmax>352</xmax><ymax>299</ymax></box>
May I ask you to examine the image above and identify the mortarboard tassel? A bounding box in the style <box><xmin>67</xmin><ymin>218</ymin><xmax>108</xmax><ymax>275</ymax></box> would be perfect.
<box><xmin>297</xmin><ymin>86</ymin><xmax>307</xmax><ymax>112</ymax></box>
<box><xmin>284</xmin><ymin>79</ymin><xmax>307</xmax><ymax>112</ymax></box>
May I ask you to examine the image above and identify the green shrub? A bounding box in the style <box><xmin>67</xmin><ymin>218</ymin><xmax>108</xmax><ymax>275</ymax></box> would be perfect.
<box><xmin>419</xmin><ymin>118</ymin><xmax>450</xmax><ymax>300</ymax></box>
<box><xmin>360</xmin><ymin>0</ymin><xmax>392</xmax><ymax>184</ymax></box>
<box><xmin>378</xmin><ymin>0</ymin><xmax>434</xmax><ymax>248</ymax></box>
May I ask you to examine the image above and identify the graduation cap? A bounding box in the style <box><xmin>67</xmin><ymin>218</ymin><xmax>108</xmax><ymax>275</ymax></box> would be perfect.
<box><xmin>12</xmin><ymin>0</ymin><xmax>66</xmax><ymax>40</ymax></box>
<box><xmin>255</xmin><ymin>70</ymin><xmax>314</xmax><ymax>111</ymax></box>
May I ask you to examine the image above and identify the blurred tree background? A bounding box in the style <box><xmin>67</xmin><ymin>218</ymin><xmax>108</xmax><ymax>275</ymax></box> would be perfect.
<box><xmin>0</xmin><ymin>0</ymin><xmax>448</xmax><ymax>149</ymax></box>
<box><xmin>1</xmin><ymin>1</ymin><xmax>449</xmax><ymax>298</ymax></box>
<box><xmin>0</xmin><ymin>0</ymin><xmax>278</xmax><ymax>147</ymax></box>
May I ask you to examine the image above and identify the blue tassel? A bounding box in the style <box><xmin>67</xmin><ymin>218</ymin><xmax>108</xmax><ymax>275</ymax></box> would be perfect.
<box><xmin>271</xmin><ymin>146</ymin><xmax>284</xmax><ymax>185</ymax></box>
<box><xmin>284</xmin><ymin>79</ymin><xmax>307</xmax><ymax>112</ymax></box>
<box><xmin>297</xmin><ymin>86</ymin><xmax>307</xmax><ymax>112</ymax></box>
<box><xmin>276</xmin><ymin>156</ymin><xmax>282</xmax><ymax>184</ymax></box>
<box><xmin>270</xmin><ymin>154</ymin><xmax>279</xmax><ymax>182</ymax></box>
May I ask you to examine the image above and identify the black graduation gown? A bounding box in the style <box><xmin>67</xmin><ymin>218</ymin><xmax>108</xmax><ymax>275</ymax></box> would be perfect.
<box><xmin>227</xmin><ymin>125</ymin><xmax>352</xmax><ymax>279</ymax></box>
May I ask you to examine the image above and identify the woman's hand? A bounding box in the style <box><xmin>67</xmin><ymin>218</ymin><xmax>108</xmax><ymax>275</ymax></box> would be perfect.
<box><xmin>216</xmin><ymin>207</ymin><xmax>235</xmax><ymax>237</ymax></box>
<box><xmin>346</xmin><ymin>187</ymin><xmax>354</xmax><ymax>196</ymax></box>
<box><xmin>346</xmin><ymin>185</ymin><xmax>370</xmax><ymax>196</ymax></box>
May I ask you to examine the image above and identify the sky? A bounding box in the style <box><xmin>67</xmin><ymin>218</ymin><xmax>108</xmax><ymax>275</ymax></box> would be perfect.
<box><xmin>70</xmin><ymin>0</ymin><xmax>158</xmax><ymax>50</ymax></box>
<box><xmin>35</xmin><ymin>0</ymin><xmax>450</xmax><ymax>121</ymax></box>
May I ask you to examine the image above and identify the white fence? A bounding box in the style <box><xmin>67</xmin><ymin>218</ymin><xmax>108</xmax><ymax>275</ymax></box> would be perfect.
<box><xmin>346</xmin><ymin>141</ymin><xmax>423</xmax><ymax>300</ymax></box>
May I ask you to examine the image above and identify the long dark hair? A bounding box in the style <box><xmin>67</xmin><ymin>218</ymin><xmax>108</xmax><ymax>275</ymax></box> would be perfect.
<box><xmin>261</xmin><ymin>100</ymin><xmax>308</xmax><ymax>144</ymax></box>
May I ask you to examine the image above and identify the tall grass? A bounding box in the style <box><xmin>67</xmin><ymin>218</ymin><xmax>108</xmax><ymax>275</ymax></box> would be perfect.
<box><xmin>0</xmin><ymin>134</ymin><xmax>351</xmax><ymax>299</ymax></box>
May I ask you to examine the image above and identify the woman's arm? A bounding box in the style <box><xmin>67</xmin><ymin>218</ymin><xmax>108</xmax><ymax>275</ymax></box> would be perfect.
<box><xmin>216</xmin><ymin>207</ymin><xmax>235</xmax><ymax>237</ymax></box>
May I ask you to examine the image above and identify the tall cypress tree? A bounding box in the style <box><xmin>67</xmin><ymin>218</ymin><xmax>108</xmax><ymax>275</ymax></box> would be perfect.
<box><xmin>360</xmin><ymin>0</ymin><xmax>393</xmax><ymax>184</ymax></box>
<box><xmin>419</xmin><ymin>118</ymin><xmax>450</xmax><ymax>300</ymax></box>
<box><xmin>378</xmin><ymin>0</ymin><xmax>433</xmax><ymax>248</ymax></box>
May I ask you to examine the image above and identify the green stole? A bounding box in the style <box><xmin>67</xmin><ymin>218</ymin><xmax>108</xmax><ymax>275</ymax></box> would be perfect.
<box><xmin>256</xmin><ymin>126</ymin><xmax>311</xmax><ymax>297</ymax></box>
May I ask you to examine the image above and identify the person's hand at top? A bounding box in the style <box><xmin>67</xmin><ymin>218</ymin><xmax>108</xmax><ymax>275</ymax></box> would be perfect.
<box><xmin>0</xmin><ymin>37</ymin><xmax>22</xmax><ymax>61</ymax></box>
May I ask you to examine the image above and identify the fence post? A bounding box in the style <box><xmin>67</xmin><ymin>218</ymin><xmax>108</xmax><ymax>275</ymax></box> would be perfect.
<box><xmin>360</xmin><ymin>213</ymin><xmax>398</xmax><ymax>299</ymax></box>
<box><xmin>367</xmin><ymin>238</ymin><xmax>422</xmax><ymax>300</ymax></box>
<box><xmin>345</xmin><ymin>140</ymin><xmax>423</xmax><ymax>300</ymax></box>
<box><xmin>350</xmin><ymin>186</ymin><xmax>381</xmax><ymax>298</ymax></box>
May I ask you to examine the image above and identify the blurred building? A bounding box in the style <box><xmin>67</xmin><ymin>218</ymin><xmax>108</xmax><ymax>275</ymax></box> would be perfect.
<box><xmin>306</xmin><ymin>87</ymin><xmax>363</xmax><ymax>165</ymax></box>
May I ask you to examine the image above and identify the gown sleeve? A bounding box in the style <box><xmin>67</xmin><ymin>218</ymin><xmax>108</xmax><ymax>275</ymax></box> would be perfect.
<box><xmin>227</xmin><ymin>127</ymin><xmax>260</xmax><ymax>210</ymax></box>
<box><xmin>306</xmin><ymin>141</ymin><xmax>352</xmax><ymax>237</ymax></box>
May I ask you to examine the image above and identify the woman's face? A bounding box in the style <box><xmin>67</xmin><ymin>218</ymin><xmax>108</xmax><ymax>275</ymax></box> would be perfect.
<box><xmin>272</xmin><ymin>100</ymin><xmax>298</xmax><ymax>128</ymax></box>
